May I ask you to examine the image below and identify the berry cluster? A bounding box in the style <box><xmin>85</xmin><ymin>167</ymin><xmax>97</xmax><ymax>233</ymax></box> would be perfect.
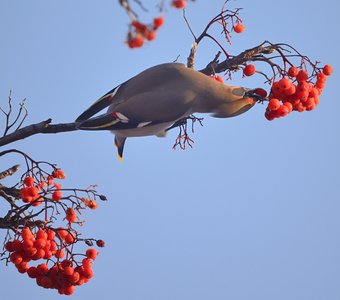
<box><xmin>2</xmin><ymin>165</ymin><xmax>105</xmax><ymax>295</ymax></box>
<box><xmin>20</xmin><ymin>170</ymin><xmax>66</xmax><ymax>205</ymax></box>
<box><xmin>5</xmin><ymin>226</ymin><xmax>103</xmax><ymax>295</ymax></box>
<box><xmin>125</xmin><ymin>1</ymin><xmax>189</xmax><ymax>49</ymax></box>
<box><xmin>264</xmin><ymin>64</ymin><xmax>332</xmax><ymax>121</ymax></box>
<box><xmin>127</xmin><ymin>16</ymin><xmax>164</xmax><ymax>48</ymax></box>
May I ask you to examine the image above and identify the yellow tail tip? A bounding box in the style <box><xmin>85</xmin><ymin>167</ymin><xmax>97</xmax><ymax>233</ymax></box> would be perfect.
<box><xmin>118</xmin><ymin>154</ymin><xmax>123</xmax><ymax>163</ymax></box>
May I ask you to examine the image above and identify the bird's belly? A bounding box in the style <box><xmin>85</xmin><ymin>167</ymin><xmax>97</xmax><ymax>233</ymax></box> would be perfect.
<box><xmin>112</xmin><ymin>121</ymin><xmax>174</xmax><ymax>138</ymax></box>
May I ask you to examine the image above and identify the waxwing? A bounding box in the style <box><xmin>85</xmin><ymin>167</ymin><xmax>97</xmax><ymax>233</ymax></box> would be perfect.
<box><xmin>76</xmin><ymin>63</ymin><xmax>258</xmax><ymax>161</ymax></box>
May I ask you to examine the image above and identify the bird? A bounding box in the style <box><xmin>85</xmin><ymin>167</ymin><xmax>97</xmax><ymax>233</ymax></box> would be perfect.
<box><xmin>75</xmin><ymin>62</ymin><xmax>260</xmax><ymax>161</ymax></box>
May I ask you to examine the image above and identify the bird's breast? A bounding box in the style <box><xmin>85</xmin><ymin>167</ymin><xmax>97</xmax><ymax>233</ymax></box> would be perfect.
<box><xmin>112</xmin><ymin>121</ymin><xmax>175</xmax><ymax>138</ymax></box>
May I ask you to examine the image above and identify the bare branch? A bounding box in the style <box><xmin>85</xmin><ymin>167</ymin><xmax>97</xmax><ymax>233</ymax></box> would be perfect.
<box><xmin>0</xmin><ymin>119</ymin><xmax>78</xmax><ymax>147</ymax></box>
<box><xmin>1</xmin><ymin>92</ymin><xmax>28</xmax><ymax>137</ymax></box>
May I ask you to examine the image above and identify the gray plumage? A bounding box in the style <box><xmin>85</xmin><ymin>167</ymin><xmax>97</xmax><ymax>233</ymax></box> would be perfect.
<box><xmin>76</xmin><ymin>63</ymin><xmax>258</xmax><ymax>160</ymax></box>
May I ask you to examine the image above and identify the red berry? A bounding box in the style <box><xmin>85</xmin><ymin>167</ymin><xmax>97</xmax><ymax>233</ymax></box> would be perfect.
<box><xmin>22</xmin><ymin>238</ymin><xmax>34</xmax><ymax>248</ymax></box>
<box><xmin>21</xmin><ymin>227</ymin><xmax>33</xmax><ymax>239</ymax></box>
<box><xmin>64</xmin><ymin>233</ymin><xmax>74</xmax><ymax>244</ymax></box>
<box><xmin>305</xmin><ymin>97</ymin><xmax>316</xmax><ymax>111</ymax></box>
<box><xmin>46</xmin><ymin>229</ymin><xmax>56</xmax><ymax>240</ymax></box>
<box><xmin>52</xmin><ymin>190</ymin><xmax>62</xmax><ymax>201</ymax></box>
<box><xmin>82</xmin><ymin>258</ymin><xmax>93</xmax><ymax>269</ymax></box>
<box><xmin>287</xmin><ymin>66</ymin><xmax>299</xmax><ymax>77</ymax></box>
<box><xmin>294</xmin><ymin>102</ymin><xmax>306</xmax><ymax>112</ymax></box>
<box><xmin>296</xmin><ymin>90</ymin><xmax>309</xmax><ymax>102</ymax></box>
<box><xmin>82</xmin><ymin>267</ymin><xmax>94</xmax><ymax>279</ymax></box>
<box><xmin>265</xmin><ymin>110</ymin><xmax>276</xmax><ymax>121</ymax></box>
<box><xmin>146</xmin><ymin>31</ymin><xmax>157</xmax><ymax>41</ymax></box>
<box><xmin>66</xmin><ymin>208</ymin><xmax>77</xmax><ymax>223</ymax></box>
<box><xmin>153</xmin><ymin>16</ymin><xmax>164</xmax><ymax>29</ymax></box>
<box><xmin>34</xmin><ymin>238</ymin><xmax>47</xmax><ymax>249</ymax></box>
<box><xmin>63</xmin><ymin>266</ymin><xmax>74</xmax><ymax>276</ymax></box>
<box><xmin>315</xmin><ymin>80</ymin><xmax>325</xmax><ymax>89</ymax></box>
<box><xmin>131</xmin><ymin>21</ymin><xmax>147</xmax><ymax>34</ymax></box>
<box><xmin>67</xmin><ymin>271</ymin><xmax>80</xmax><ymax>284</ymax></box>
<box><xmin>52</xmin><ymin>169</ymin><xmax>66</xmax><ymax>179</ymax></box>
<box><xmin>284</xmin><ymin>84</ymin><xmax>296</xmax><ymax>96</ymax></box>
<box><xmin>96</xmin><ymin>240</ymin><xmax>105</xmax><ymax>247</ymax></box>
<box><xmin>57</xmin><ymin>228</ymin><xmax>68</xmax><ymax>239</ymax></box>
<box><xmin>234</xmin><ymin>23</ymin><xmax>245</xmax><ymax>33</ymax></box>
<box><xmin>85</xmin><ymin>248</ymin><xmax>98</xmax><ymax>260</ymax></box>
<box><xmin>27</xmin><ymin>266</ymin><xmax>39</xmax><ymax>278</ymax></box>
<box><xmin>127</xmin><ymin>34</ymin><xmax>144</xmax><ymax>48</ymax></box>
<box><xmin>55</xmin><ymin>249</ymin><xmax>65</xmax><ymax>259</ymax></box>
<box><xmin>27</xmin><ymin>186</ymin><xmax>38</xmax><ymax>197</ymax></box>
<box><xmin>32</xmin><ymin>249</ymin><xmax>45</xmax><ymax>260</ymax></box>
<box><xmin>296</xmin><ymin>70</ymin><xmax>308</xmax><ymax>82</ymax></box>
<box><xmin>12</xmin><ymin>239</ymin><xmax>23</xmax><ymax>252</ymax></box>
<box><xmin>63</xmin><ymin>285</ymin><xmax>75</xmax><ymax>295</ymax></box>
<box><xmin>5</xmin><ymin>241</ymin><xmax>15</xmax><ymax>252</ymax></box>
<box><xmin>314</xmin><ymin>96</ymin><xmax>320</xmax><ymax>105</ymax></box>
<box><xmin>36</xmin><ymin>229</ymin><xmax>48</xmax><ymax>240</ymax></box>
<box><xmin>10</xmin><ymin>252</ymin><xmax>23</xmax><ymax>264</ymax></box>
<box><xmin>243</xmin><ymin>64</ymin><xmax>256</xmax><ymax>76</ymax></box>
<box><xmin>283</xmin><ymin>102</ymin><xmax>293</xmax><ymax>113</ymax></box>
<box><xmin>16</xmin><ymin>261</ymin><xmax>29</xmax><ymax>274</ymax></box>
<box><xmin>172</xmin><ymin>0</ymin><xmax>187</xmax><ymax>9</ymax></box>
<box><xmin>322</xmin><ymin>64</ymin><xmax>333</xmax><ymax>76</ymax></box>
<box><xmin>253</xmin><ymin>88</ymin><xmax>267</xmax><ymax>98</ymax></box>
<box><xmin>133</xmin><ymin>36</ymin><xmax>144</xmax><ymax>48</ymax></box>
<box><xmin>317</xmin><ymin>72</ymin><xmax>327</xmax><ymax>82</ymax></box>
<box><xmin>36</xmin><ymin>263</ymin><xmax>49</xmax><ymax>275</ymax></box>
<box><xmin>268</xmin><ymin>98</ymin><xmax>281</xmax><ymax>111</ymax></box>
<box><xmin>277</xmin><ymin>105</ymin><xmax>290</xmax><ymax>117</ymax></box>
<box><xmin>278</xmin><ymin>78</ymin><xmax>292</xmax><ymax>90</ymax></box>
<box><xmin>23</xmin><ymin>176</ymin><xmax>35</xmax><ymax>187</ymax></box>
<box><xmin>23</xmin><ymin>246</ymin><xmax>37</xmax><ymax>257</ymax></box>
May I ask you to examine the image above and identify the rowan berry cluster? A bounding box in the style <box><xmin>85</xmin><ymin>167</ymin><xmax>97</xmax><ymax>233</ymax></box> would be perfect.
<box><xmin>126</xmin><ymin>0</ymin><xmax>189</xmax><ymax>49</ymax></box>
<box><xmin>127</xmin><ymin>16</ymin><xmax>164</xmax><ymax>48</ymax></box>
<box><xmin>19</xmin><ymin>169</ymin><xmax>66</xmax><ymax>205</ymax></box>
<box><xmin>5</xmin><ymin>225</ymin><xmax>103</xmax><ymax>295</ymax></box>
<box><xmin>264</xmin><ymin>64</ymin><xmax>333</xmax><ymax>120</ymax></box>
<box><xmin>1</xmin><ymin>161</ymin><xmax>106</xmax><ymax>296</ymax></box>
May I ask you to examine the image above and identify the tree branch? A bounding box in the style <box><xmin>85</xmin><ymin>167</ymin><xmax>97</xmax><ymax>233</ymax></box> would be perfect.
<box><xmin>0</xmin><ymin>165</ymin><xmax>20</xmax><ymax>180</ymax></box>
<box><xmin>199</xmin><ymin>41</ymin><xmax>275</xmax><ymax>75</ymax></box>
<box><xmin>0</xmin><ymin>119</ymin><xmax>78</xmax><ymax>147</ymax></box>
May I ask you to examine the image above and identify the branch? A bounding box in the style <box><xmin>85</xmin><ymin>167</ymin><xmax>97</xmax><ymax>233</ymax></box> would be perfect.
<box><xmin>0</xmin><ymin>165</ymin><xmax>20</xmax><ymax>180</ymax></box>
<box><xmin>0</xmin><ymin>119</ymin><xmax>78</xmax><ymax>147</ymax></box>
<box><xmin>199</xmin><ymin>41</ymin><xmax>277</xmax><ymax>75</ymax></box>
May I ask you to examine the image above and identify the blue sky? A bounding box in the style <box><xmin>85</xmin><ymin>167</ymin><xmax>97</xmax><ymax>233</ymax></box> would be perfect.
<box><xmin>1</xmin><ymin>0</ymin><xmax>340</xmax><ymax>299</ymax></box>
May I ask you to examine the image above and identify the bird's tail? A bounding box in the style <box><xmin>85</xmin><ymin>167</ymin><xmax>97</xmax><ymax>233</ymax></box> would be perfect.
<box><xmin>75</xmin><ymin>84</ymin><xmax>121</xmax><ymax>122</ymax></box>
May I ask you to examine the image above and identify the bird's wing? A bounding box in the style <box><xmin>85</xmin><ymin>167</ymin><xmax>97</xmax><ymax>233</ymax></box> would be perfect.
<box><xmin>76</xmin><ymin>87</ymin><xmax>195</xmax><ymax>131</ymax></box>
<box><xmin>75</xmin><ymin>63</ymin><xmax>187</xmax><ymax>123</ymax></box>
<box><xmin>76</xmin><ymin>63</ymin><xmax>199</xmax><ymax>131</ymax></box>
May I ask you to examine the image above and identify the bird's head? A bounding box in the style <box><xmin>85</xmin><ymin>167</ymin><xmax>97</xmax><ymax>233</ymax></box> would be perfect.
<box><xmin>211</xmin><ymin>86</ymin><xmax>264</xmax><ymax>118</ymax></box>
